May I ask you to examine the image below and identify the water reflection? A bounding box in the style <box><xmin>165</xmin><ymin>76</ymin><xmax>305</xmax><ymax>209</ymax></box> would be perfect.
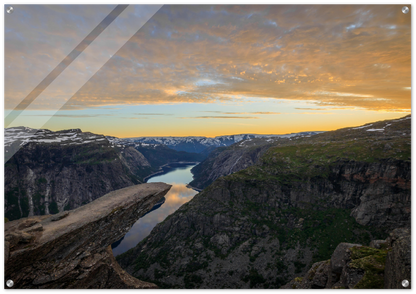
<box><xmin>112</xmin><ymin>163</ymin><xmax>198</xmax><ymax>256</ymax></box>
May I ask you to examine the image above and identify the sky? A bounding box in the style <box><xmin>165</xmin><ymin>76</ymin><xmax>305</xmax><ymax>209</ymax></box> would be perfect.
<box><xmin>4</xmin><ymin>5</ymin><xmax>411</xmax><ymax>138</ymax></box>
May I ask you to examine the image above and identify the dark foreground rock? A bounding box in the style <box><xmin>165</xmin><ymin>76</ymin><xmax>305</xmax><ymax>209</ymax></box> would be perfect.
<box><xmin>384</xmin><ymin>228</ymin><xmax>411</xmax><ymax>289</ymax></box>
<box><xmin>282</xmin><ymin>228</ymin><xmax>411</xmax><ymax>289</ymax></box>
<box><xmin>4</xmin><ymin>183</ymin><xmax>171</xmax><ymax>289</ymax></box>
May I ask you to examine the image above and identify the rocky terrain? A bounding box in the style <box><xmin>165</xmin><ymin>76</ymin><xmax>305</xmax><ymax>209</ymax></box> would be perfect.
<box><xmin>282</xmin><ymin>228</ymin><xmax>410</xmax><ymax>289</ymax></box>
<box><xmin>4</xmin><ymin>183</ymin><xmax>171</xmax><ymax>289</ymax></box>
<box><xmin>134</xmin><ymin>143</ymin><xmax>204</xmax><ymax>170</ymax></box>
<box><xmin>189</xmin><ymin>134</ymin><xmax>320</xmax><ymax>190</ymax></box>
<box><xmin>5</xmin><ymin>128</ymin><xmax>152</xmax><ymax>221</ymax></box>
<box><xmin>107</xmin><ymin>137</ymin><xmax>205</xmax><ymax>168</ymax></box>
<box><xmin>116</xmin><ymin>115</ymin><xmax>411</xmax><ymax>289</ymax></box>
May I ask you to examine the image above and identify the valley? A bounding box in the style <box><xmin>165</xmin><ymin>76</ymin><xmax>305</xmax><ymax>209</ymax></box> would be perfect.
<box><xmin>4</xmin><ymin>115</ymin><xmax>411</xmax><ymax>289</ymax></box>
<box><xmin>112</xmin><ymin>163</ymin><xmax>198</xmax><ymax>257</ymax></box>
<box><xmin>115</xmin><ymin>115</ymin><xmax>411</xmax><ymax>289</ymax></box>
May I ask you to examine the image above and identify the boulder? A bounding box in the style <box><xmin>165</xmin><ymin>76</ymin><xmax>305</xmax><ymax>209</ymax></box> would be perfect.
<box><xmin>369</xmin><ymin>240</ymin><xmax>388</xmax><ymax>249</ymax></box>
<box><xmin>384</xmin><ymin>228</ymin><xmax>411</xmax><ymax>289</ymax></box>
<box><xmin>330</xmin><ymin>243</ymin><xmax>362</xmax><ymax>276</ymax></box>
<box><xmin>326</xmin><ymin>242</ymin><xmax>354</xmax><ymax>289</ymax></box>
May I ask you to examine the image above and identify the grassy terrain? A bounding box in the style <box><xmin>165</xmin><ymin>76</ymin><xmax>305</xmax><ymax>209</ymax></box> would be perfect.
<box><xmin>349</xmin><ymin>246</ymin><xmax>388</xmax><ymax>289</ymax></box>
<box><xmin>233</xmin><ymin>140</ymin><xmax>409</xmax><ymax>183</ymax></box>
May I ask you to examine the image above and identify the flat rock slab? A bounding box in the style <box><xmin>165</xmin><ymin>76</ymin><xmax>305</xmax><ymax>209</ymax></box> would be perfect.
<box><xmin>44</xmin><ymin>183</ymin><xmax>170</xmax><ymax>243</ymax></box>
<box><xmin>5</xmin><ymin>183</ymin><xmax>171</xmax><ymax>289</ymax></box>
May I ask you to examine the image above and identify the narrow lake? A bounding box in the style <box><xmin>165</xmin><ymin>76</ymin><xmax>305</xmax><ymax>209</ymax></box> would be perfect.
<box><xmin>111</xmin><ymin>163</ymin><xmax>199</xmax><ymax>256</ymax></box>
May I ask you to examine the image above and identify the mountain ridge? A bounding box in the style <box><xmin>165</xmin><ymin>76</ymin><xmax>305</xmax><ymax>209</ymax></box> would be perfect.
<box><xmin>116</xmin><ymin>115</ymin><xmax>411</xmax><ymax>289</ymax></box>
<box><xmin>119</xmin><ymin>132</ymin><xmax>322</xmax><ymax>153</ymax></box>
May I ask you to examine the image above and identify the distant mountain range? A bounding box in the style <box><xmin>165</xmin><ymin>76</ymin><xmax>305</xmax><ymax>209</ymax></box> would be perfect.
<box><xmin>4</xmin><ymin>127</ymin><xmax>321</xmax><ymax>221</ymax></box>
<box><xmin>116</xmin><ymin>132</ymin><xmax>322</xmax><ymax>153</ymax></box>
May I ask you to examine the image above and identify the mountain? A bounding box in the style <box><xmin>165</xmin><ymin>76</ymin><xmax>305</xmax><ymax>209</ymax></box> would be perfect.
<box><xmin>5</xmin><ymin>127</ymin><xmax>151</xmax><ymax>221</ymax></box>
<box><xmin>189</xmin><ymin>134</ymin><xmax>320</xmax><ymax>190</ymax></box>
<box><xmin>122</xmin><ymin>132</ymin><xmax>321</xmax><ymax>153</ymax></box>
<box><xmin>106</xmin><ymin>137</ymin><xmax>205</xmax><ymax>178</ymax></box>
<box><xmin>116</xmin><ymin>115</ymin><xmax>410</xmax><ymax>289</ymax></box>
<box><xmin>129</xmin><ymin>143</ymin><xmax>204</xmax><ymax>171</ymax></box>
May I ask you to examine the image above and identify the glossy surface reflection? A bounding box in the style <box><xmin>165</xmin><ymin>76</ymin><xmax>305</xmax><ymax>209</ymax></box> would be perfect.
<box><xmin>112</xmin><ymin>163</ymin><xmax>198</xmax><ymax>256</ymax></box>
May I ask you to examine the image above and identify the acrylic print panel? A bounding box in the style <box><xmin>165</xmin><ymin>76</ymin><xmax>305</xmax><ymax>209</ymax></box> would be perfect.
<box><xmin>2</xmin><ymin>2</ymin><xmax>412</xmax><ymax>286</ymax></box>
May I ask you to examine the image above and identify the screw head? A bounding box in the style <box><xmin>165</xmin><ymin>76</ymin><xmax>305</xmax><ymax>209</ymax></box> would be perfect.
<box><xmin>6</xmin><ymin>280</ymin><xmax>14</xmax><ymax>288</ymax></box>
<box><xmin>402</xmin><ymin>6</ymin><xmax>409</xmax><ymax>14</ymax></box>
<box><xmin>402</xmin><ymin>279</ymin><xmax>409</xmax><ymax>288</ymax></box>
<box><xmin>6</xmin><ymin>6</ymin><xmax>13</xmax><ymax>14</ymax></box>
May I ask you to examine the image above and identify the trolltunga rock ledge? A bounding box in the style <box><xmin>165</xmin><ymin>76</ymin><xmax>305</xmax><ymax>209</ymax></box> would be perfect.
<box><xmin>4</xmin><ymin>182</ymin><xmax>171</xmax><ymax>289</ymax></box>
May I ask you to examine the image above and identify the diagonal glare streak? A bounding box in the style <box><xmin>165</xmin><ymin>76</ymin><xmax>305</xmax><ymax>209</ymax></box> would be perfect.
<box><xmin>5</xmin><ymin>5</ymin><xmax>163</xmax><ymax>164</ymax></box>
<box><xmin>5</xmin><ymin>4</ymin><xmax>128</xmax><ymax>127</ymax></box>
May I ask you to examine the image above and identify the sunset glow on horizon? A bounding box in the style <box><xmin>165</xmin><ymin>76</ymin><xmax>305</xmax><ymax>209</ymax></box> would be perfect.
<box><xmin>5</xmin><ymin>5</ymin><xmax>411</xmax><ymax>138</ymax></box>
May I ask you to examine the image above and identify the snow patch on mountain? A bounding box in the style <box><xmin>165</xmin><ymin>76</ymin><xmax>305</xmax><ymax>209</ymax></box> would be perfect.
<box><xmin>352</xmin><ymin>124</ymin><xmax>373</xmax><ymax>130</ymax></box>
<box><xmin>120</xmin><ymin>132</ymin><xmax>322</xmax><ymax>153</ymax></box>
<box><xmin>5</xmin><ymin>127</ymin><xmax>110</xmax><ymax>149</ymax></box>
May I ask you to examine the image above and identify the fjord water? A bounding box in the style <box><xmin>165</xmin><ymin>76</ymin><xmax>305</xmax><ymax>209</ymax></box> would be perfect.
<box><xmin>112</xmin><ymin>163</ymin><xmax>198</xmax><ymax>256</ymax></box>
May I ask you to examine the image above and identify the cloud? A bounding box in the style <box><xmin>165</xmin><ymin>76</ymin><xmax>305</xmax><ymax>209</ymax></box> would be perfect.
<box><xmin>314</xmin><ymin>91</ymin><xmax>374</xmax><ymax>98</ymax></box>
<box><xmin>180</xmin><ymin>116</ymin><xmax>259</xmax><ymax>119</ymax></box>
<box><xmin>5</xmin><ymin>5</ymin><xmax>410</xmax><ymax>113</ymax></box>
<box><xmin>200</xmin><ymin>111</ymin><xmax>280</xmax><ymax>115</ymax></box>
<box><xmin>22</xmin><ymin>114</ymin><xmax>113</xmax><ymax>118</ymax></box>
<box><xmin>294</xmin><ymin>107</ymin><xmax>355</xmax><ymax>111</ymax></box>
<box><xmin>251</xmin><ymin>112</ymin><xmax>280</xmax><ymax>115</ymax></box>
<box><xmin>299</xmin><ymin>112</ymin><xmax>334</xmax><ymax>115</ymax></box>
<box><xmin>295</xmin><ymin>107</ymin><xmax>325</xmax><ymax>110</ymax></box>
<box><xmin>133</xmin><ymin>113</ymin><xmax>173</xmax><ymax>116</ymax></box>
<box><xmin>121</xmin><ymin>117</ymin><xmax>148</xmax><ymax>119</ymax></box>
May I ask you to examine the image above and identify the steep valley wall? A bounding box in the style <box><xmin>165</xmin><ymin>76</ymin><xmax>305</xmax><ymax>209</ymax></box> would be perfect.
<box><xmin>116</xmin><ymin>116</ymin><xmax>411</xmax><ymax>289</ymax></box>
<box><xmin>5</xmin><ymin>129</ymin><xmax>151</xmax><ymax>221</ymax></box>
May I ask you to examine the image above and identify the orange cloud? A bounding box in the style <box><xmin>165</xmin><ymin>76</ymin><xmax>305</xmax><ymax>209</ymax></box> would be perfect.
<box><xmin>5</xmin><ymin>5</ymin><xmax>410</xmax><ymax>113</ymax></box>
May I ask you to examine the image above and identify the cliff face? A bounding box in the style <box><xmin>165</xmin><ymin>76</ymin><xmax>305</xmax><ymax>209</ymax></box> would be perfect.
<box><xmin>189</xmin><ymin>134</ymin><xmax>318</xmax><ymax>190</ymax></box>
<box><xmin>117</xmin><ymin>145</ymin><xmax>153</xmax><ymax>180</ymax></box>
<box><xmin>189</xmin><ymin>145</ymin><xmax>268</xmax><ymax>189</ymax></box>
<box><xmin>4</xmin><ymin>183</ymin><xmax>171</xmax><ymax>289</ymax></box>
<box><xmin>282</xmin><ymin>228</ymin><xmax>410</xmax><ymax>289</ymax></box>
<box><xmin>116</xmin><ymin>116</ymin><xmax>410</xmax><ymax>289</ymax></box>
<box><xmin>134</xmin><ymin>144</ymin><xmax>204</xmax><ymax>169</ymax></box>
<box><xmin>5</xmin><ymin>128</ymin><xmax>151</xmax><ymax>221</ymax></box>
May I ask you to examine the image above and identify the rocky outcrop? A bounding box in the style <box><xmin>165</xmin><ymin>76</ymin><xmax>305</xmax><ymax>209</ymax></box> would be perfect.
<box><xmin>4</xmin><ymin>183</ymin><xmax>171</xmax><ymax>289</ymax></box>
<box><xmin>283</xmin><ymin>228</ymin><xmax>411</xmax><ymax>289</ymax></box>
<box><xmin>134</xmin><ymin>144</ymin><xmax>204</xmax><ymax>169</ymax></box>
<box><xmin>5</xmin><ymin>128</ymin><xmax>152</xmax><ymax>221</ymax></box>
<box><xmin>117</xmin><ymin>171</ymin><xmax>397</xmax><ymax>289</ymax></box>
<box><xmin>189</xmin><ymin>134</ymin><xmax>322</xmax><ymax>190</ymax></box>
<box><xmin>189</xmin><ymin>144</ymin><xmax>269</xmax><ymax>189</ymax></box>
<box><xmin>118</xmin><ymin>145</ymin><xmax>153</xmax><ymax>180</ymax></box>
<box><xmin>384</xmin><ymin>228</ymin><xmax>411</xmax><ymax>288</ymax></box>
<box><xmin>117</xmin><ymin>115</ymin><xmax>410</xmax><ymax>289</ymax></box>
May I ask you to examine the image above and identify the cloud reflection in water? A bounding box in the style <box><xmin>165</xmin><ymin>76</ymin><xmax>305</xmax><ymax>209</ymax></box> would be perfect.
<box><xmin>112</xmin><ymin>173</ymin><xmax>198</xmax><ymax>256</ymax></box>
